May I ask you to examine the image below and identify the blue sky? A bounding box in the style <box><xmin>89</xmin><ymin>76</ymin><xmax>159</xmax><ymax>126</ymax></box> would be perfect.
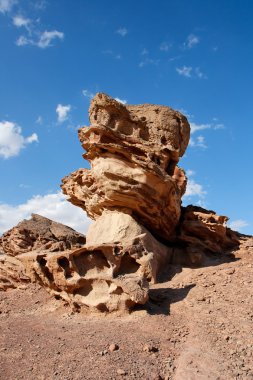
<box><xmin>0</xmin><ymin>0</ymin><xmax>252</xmax><ymax>235</ymax></box>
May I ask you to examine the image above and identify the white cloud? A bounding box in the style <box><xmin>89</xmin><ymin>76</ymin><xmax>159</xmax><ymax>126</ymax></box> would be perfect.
<box><xmin>176</xmin><ymin>66</ymin><xmax>206</xmax><ymax>79</ymax></box>
<box><xmin>82</xmin><ymin>89</ymin><xmax>95</xmax><ymax>100</ymax></box>
<box><xmin>0</xmin><ymin>121</ymin><xmax>38</xmax><ymax>159</ymax></box>
<box><xmin>16</xmin><ymin>35</ymin><xmax>30</xmax><ymax>46</ymax></box>
<box><xmin>195</xmin><ymin>67</ymin><xmax>206</xmax><ymax>79</ymax></box>
<box><xmin>0</xmin><ymin>192</ymin><xmax>92</xmax><ymax>235</ymax></box>
<box><xmin>176</xmin><ymin>66</ymin><xmax>192</xmax><ymax>77</ymax></box>
<box><xmin>228</xmin><ymin>219</ymin><xmax>249</xmax><ymax>231</ymax></box>
<box><xmin>56</xmin><ymin>104</ymin><xmax>71</xmax><ymax>123</ymax></box>
<box><xmin>16</xmin><ymin>30</ymin><xmax>64</xmax><ymax>48</ymax></box>
<box><xmin>190</xmin><ymin>121</ymin><xmax>224</xmax><ymax>134</ymax></box>
<box><xmin>13</xmin><ymin>15</ymin><xmax>31</xmax><ymax>28</ymax></box>
<box><xmin>160</xmin><ymin>42</ymin><xmax>171</xmax><ymax>52</ymax></box>
<box><xmin>186</xmin><ymin>169</ymin><xmax>195</xmax><ymax>177</ymax></box>
<box><xmin>190</xmin><ymin>122</ymin><xmax>211</xmax><ymax>134</ymax></box>
<box><xmin>102</xmin><ymin>50</ymin><xmax>122</xmax><ymax>60</ymax></box>
<box><xmin>116</xmin><ymin>27</ymin><xmax>128</xmax><ymax>37</ymax></box>
<box><xmin>184</xmin><ymin>34</ymin><xmax>199</xmax><ymax>49</ymax></box>
<box><xmin>36</xmin><ymin>30</ymin><xmax>64</xmax><ymax>48</ymax></box>
<box><xmin>189</xmin><ymin>135</ymin><xmax>207</xmax><ymax>149</ymax></box>
<box><xmin>141</xmin><ymin>48</ymin><xmax>148</xmax><ymax>55</ymax></box>
<box><xmin>36</xmin><ymin>116</ymin><xmax>43</xmax><ymax>125</ymax></box>
<box><xmin>0</xmin><ymin>0</ymin><xmax>15</xmax><ymax>13</ymax></box>
<box><xmin>115</xmin><ymin>97</ymin><xmax>127</xmax><ymax>104</ymax></box>
<box><xmin>184</xmin><ymin>178</ymin><xmax>206</xmax><ymax>198</ymax></box>
<box><xmin>139</xmin><ymin>58</ymin><xmax>159</xmax><ymax>68</ymax></box>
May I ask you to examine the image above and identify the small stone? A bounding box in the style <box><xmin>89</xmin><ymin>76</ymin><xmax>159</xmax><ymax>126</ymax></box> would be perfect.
<box><xmin>117</xmin><ymin>369</ymin><xmax>127</xmax><ymax>376</ymax></box>
<box><xmin>109</xmin><ymin>343</ymin><xmax>119</xmax><ymax>352</ymax></box>
<box><xmin>143</xmin><ymin>344</ymin><xmax>158</xmax><ymax>353</ymax></box>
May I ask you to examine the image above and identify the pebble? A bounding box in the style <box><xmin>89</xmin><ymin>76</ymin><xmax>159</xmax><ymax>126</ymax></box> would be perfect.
<box><xmin>143</xmin><ymin>344</ymin><xmax>158</xmax><ymax>353</ymax></box>
<box><xmin>117</xmin><ymin>369</ymin><xmax>127</xmax><ymax>375</ymax></box>
<box><xmin>109</xmin><ymin>343</ymin><xmax>119</xmax><ymax>352</ymax></box>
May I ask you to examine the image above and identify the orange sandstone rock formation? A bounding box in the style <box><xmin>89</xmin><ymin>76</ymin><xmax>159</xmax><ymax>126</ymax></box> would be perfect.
<box><xmin>61</xmin><ymin>93</ymin><xmax>190</xmax><ymax>241</ymax></box>
<box><xmin>0</xmin><ymin>94</ymin><xmax>240</xmax><ymax>312</ymax></box>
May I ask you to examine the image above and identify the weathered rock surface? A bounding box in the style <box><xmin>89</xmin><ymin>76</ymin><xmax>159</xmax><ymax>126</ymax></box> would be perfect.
<box><xmin>0</xmin><ymin>254</ymin><xmax>30</xmax><ymax>290</ymax></box>
<box><xmin>171</xmin><ymin>206</ymin><xmax>240</xmax><ymax>266</ymax></box>
<box><xmin>61</xmin><ymin>93</ymin><xmax>190</xmax><ymax>241</ymax></box>
<box><xmin>0</xmin><ymin>214</ymin><xmax>86</xmax><ymax>256</ymax></box>
<box><xmin>17</xmin><ymin>211</ymin><xmax>171</xmax><ymax>311</ymax></box>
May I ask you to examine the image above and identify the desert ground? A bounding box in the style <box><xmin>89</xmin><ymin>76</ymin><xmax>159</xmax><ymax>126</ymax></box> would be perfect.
<box><xmin>1</xmin><ymin>236</ymin><xmax>253</xmax><ymax>380</ymax></box>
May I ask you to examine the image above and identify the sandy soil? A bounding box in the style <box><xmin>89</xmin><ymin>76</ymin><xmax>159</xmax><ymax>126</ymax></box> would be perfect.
<box><xmin>1</xmin><ymin>237</ymin><xmax>253</xmax><ymax>380</ymax></box>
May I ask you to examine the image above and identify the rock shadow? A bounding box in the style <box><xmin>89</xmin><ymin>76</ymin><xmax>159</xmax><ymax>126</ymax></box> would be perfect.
<box><xmin>134</xmin><ymin>283</ymin><xmax>195</xmax><ymax>315</ymax></box>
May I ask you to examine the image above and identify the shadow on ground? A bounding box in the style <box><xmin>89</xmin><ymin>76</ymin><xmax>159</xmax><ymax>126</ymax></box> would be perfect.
<box><xmin>134</xmin><ymin>249</ymin><xmax>240</xmax><ymax>316</ymax></box>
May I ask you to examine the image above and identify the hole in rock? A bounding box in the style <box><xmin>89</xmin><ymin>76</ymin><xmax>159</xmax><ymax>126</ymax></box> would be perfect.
<box><xmin>114</xmin><ymin>246</ymin><xmax>121</xmax><ymax>255</ymax></box>
<box><xmin>97</xmin><ymin>304</ymin><xmax>109</xmax><ymax>313</ymax></box>
<box><xmin>58</xmin><ymin>257</ymin><xmax>73</xmax><ymax>279</ymax></box>
<box><xmin>74</xmin><ymin>280</ymin><xmax>93</xmax><ymax>297</ymax></box>
<box><xmin>115</xmin><ymin>253</ymin><xmax>140</xmax><ymax>276</ymax></box>
<box><xmin>139</xmin><ymin>128</ymin><xmax>149</xmax><ymax>141</ymax></box>
<box><xmin>73</xmin><ymin>250</ymin><xmax>110</xmax><ymax>277</ymax></box>
<box><xmin>151</xmin><ymin>154</ymin><xmax>161</xmax><ymax>166</ymax></box>
<box><xmin>116</xmin><ymin>122</ymin><xmax>133</xmax><ymax>135</ymax></box>
<box><xmin>166</xmin><ymin>160</ymin><xmax>177</xmax><ymax>176</ymax></box>
<box><xmin>36</xmin><ymin>256</ymin><xmax>54</xmax><ymax>282</ymax></box>
<box><xmin>161</xmin><ymin>136</ymin><xmax>167</xmax><ymax>145</ymax></box>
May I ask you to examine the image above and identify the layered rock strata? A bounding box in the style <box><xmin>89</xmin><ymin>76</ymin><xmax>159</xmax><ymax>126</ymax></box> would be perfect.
<box><xmin>61</xmin><ymin>93</ymin><xmax>190</xmax><ymax>241</ymax></box>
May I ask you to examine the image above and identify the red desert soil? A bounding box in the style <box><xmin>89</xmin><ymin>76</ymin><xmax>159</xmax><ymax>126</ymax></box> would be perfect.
<box><xmin>1</xmin><ymin>236</ymin><xmax>253</xmax><ymax>380</ymax></box>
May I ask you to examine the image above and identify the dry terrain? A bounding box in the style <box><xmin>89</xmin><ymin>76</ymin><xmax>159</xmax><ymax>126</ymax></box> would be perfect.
<box><xmin>1</xmin><ymin>236</ymin><xmax>253</xmax><ymax>380</ymax></box>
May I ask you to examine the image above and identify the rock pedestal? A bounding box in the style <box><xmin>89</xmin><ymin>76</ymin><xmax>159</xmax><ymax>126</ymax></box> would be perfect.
<box><xmin>58</xmin><ymin>93</ymin><xmax>190</xmax><ymax>310</ymax></box>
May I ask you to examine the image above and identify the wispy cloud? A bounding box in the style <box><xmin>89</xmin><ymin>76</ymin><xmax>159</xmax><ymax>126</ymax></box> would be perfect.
<box><xmin>116</xmin><ymin>27</ymin><xmax>128</xmax><ymax>37</ymax></box>
<box><xmin>115</xmin><ymin>97</ymin><xmax>127</xmax><ymax>104</ymax></box>
<box><xmin>184</xmin><ymin>34</ymin><xmax>199</xmax><ymax>49</ymax></box>
<box><xmin>0</xmin><ymin>191</ymin><xmax>92</xmax><ymax>235</ymax></box>
<box><xmin>36</xmin><ymin>116</ymin><xmax>43</xmax><ymax>125</ymax></box>
<box><xmin>190</xmin><ymin>122</ymin><xmax>211</xmax><ymax>134</ymax></box>
<box><xmin>176</xmin><ymin>66</ymin><xmax>206</xmax><ymax>79</ymax></box>
<box><xmin>37</xmin><ymin>30</ymin><xmax>64</xmax><ymax>48</ymax></box>
<box><xmin>0</xmin><ymin>0</ymin><xmax>16</xmax><ymax>13</ymax></box>
<box><xmin>183</xmin><ymin>170</ymin><xmax>207</xmax><ymax>206</ymax></box>
<box><xmin>82</xmin><ymin>89</ymin><xmax>95</xmax><ymax>100</ymax></box>
<box><xmin>16</xmin><ymin>29</ymin><xmax>64</xmax><ymax>48</ymax></box>
<box><xmin>56</xmin><ymin>104</ymin><xmax>71</xmax><ymax>123</ymax></box>
<box><xmin>190</xmin><ymin>121</ymin><xmax>224</xmax><ymax>134</ymax></box>
<box><xmin>141</xmin><ymin>48</ymin><xmax>148</xmax><ymax>55</ymax></box>
<box><xmin>176</xmin><ymin>66</ymin><xmax>192</xmax><ymax>77</ymax></box>
<box><xmin>159</xmin><ymin>42</ymin><xmax>171</xmax><ymax>52</ymax></box>
<box><xmin>102</xmin><ymin>49</ymin><xmax>121</xmax><ymax>60</ymax></box>
<box><xmin>228</xmin><ymin>219</ymin><xmax>249</xmax><ymax>231</ymax></box>
<box><xmin>139</xmin><ymin>58</ymin><xmax>159</xmax><ymax>68</ymax></box>
<box><xmin>12</xmin><ymin>14</ymin><xmax>31</xmax><ymax>28</ymax></box>
<box><xmin>184</xmin><ymin>178</ymin><xmax>206</xmax><ymax>197</ymax></box>
<box><xmin>189</xmin><ymin>135</ymin><xmax>207</xmax><ymax>149</ymax></box>
<box><xmin>195</xmin><ymin>67</ymin><xmax>207</xmax><ymax>79</ymax></box>
<box><xmin>0</xmin><ymin>120</ymin><xmax>38</xmax><ymax>159</ymax></box>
